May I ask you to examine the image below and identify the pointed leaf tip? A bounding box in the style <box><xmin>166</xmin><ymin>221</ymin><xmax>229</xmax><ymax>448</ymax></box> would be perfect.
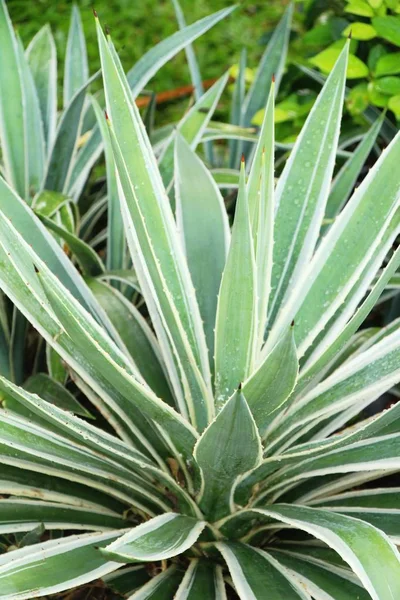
<box><xmin>272</xmin><ymin>73</ymin><xmax>275</xmax><ymax>83</ymax></box>
<box><xmin>348</xmin><ymin>29</ymin><xmax>352</xmax><ymax>40</ymax></box>
<box><xmin>93</xmin><ymin>7</ymin><xmax>98</xmax><ymax>18</ymax></box>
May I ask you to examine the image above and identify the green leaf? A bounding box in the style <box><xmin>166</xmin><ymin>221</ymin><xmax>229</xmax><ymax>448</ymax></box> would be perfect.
<box><xmin>389</xmin><ymin>94</ymin><xmax>400</xmax><ymax>118</ymax></box>
<box><xmin>343</xmin><ymin>23</ymin><xmax>377</xmax><ymax>40</ymax></box>
<box><xmin>310</xmin><ymin>48</ymin><xmax>368</xmax><ymax>79</ymax></box>
<box><xmin>0</xmin><ymin>460</ymin><xmax>125</xmax><ymax>515</ymax></box>
<box><xmin>0</xmin><ymin>531</ymin><xmax>122</xmax><ymax>598</ymax></box>
<box><xmin>214</xmin><ymin>163</ymin><xmax>257</xmax><ymax>406</ymax></box>
<box><xmin>194</xmin><ymin>390</ymin><xmax>262</xmax><ymax>521</ymax></box>
<box><xmin>158</xmin><ymin>73</ymin><xmax>228</xmax><ymax>189</ymax></box>
<box><xmin>9</xmin><ymin>309</ymin><xmax>27</xmax><ymax>385</ymax></box>
<box><xmin>68</xmin><ymin>6</ymin><xmax>237</xmax><ymax>202</ymax></box>
<box><xmin>171</xmin><ymin>0</ymin><xmax>203</xmax><ymax>101</ymax></box>
<box><xmin>345</xmin><ymin>0</ymin><xmax>374</xmax><ymax>16</ymax></box>
<box><xmin>170</xmin><ymin>0</ymin><xmax>214</xmax><ymax>165</ymax></box>
<box><xmin>373</xmin><ymin>16</ymin><xmax>400</xmax><ymax>47</ymax></box>
<box><xmin>101</xmin><ymin>513</ymin><xmax>205</xmax><ymax>563</ymax></box>
<box><xmin>0</xmin><ymin>405</ymin><xmax>168</xmax><ymax>514</ymax></box>
<box><xmin>243</xmin><ymin>5</ymin><xmax>292</xmax><ymax>126</ymax></box>
<box><xmin>376</xmin><ymin>52</ymin><xmax>400</xmax><ymax>76</ymax></box>
<box><xmin>312</xmin><ymin>490</ymin><xmax>400</xmax><ymax>538</ymax></box>
<box><xmin>229</xmin><ymin>48</ymin><xmax>247</xmax><ymax>168</ymax></box>
<box><xmin>64</xmin><ymin>4</ymin><xmax>89</xmax><ymax>107</ymax></box>
<box><xmin>175</xmin><ymin>134</ymin><xmax>229</xmax><ymax>368</ymax></box>
<box><xmin>265</xmin><ymin>44</ymin><xmax>348</xmax><ymax>345</ymax></box>
<box><xmin>212</xmin><ymin>168</ymin><xmax>240</xmax><ymax>189</ymax></box>
<box><xmin>126</xmin><ymin>6</ymin><xmax>236</xmax><ymax>98</ymax></box>
<box><xmin>46</xmin><ymin>344</ymin><xmax>67</xmax><ymax>384</ymax></box>
<box><xmin>0</xmin><ymin>177</ymin><xmax>111</xmax><ymax>331</ymax></box>
<box><xmin>26</xmin><ymin>25</ymin><xmax>57</xmax><ymax>150</ymax></box>
<box><xmin>67</xmin><ymin>123</ymin><xmax>103</xmax><ymax>201</ymax></box>
<box><xmin>124</xmin><ymin>564</ymin><xmax>184</xmax><ymax>599</ymax></box>
<box><xmin>39</xmin><ymin>214</ymin><xmax>105</xmax><ymax>277</ymax></box>
<box><xmin>269</xmin><ymin>126</ymin><xmax>400</xmax><ymax>365</ymax></box>
<box><xmin>243</xmin><ymin>327</ymin><xmax>298</xmax><ymax>436</ymax></box>
<box><xmin>266</xmin><ymin>434</ymin><xmax>400</xmax><ymax>500</ymax></box>
<box><xmin>174</xmin><ymin>560</ymin><xmax>226</xmax><ymax>600</ymax></box>
<box><xmin>102</xmin><ymin>566</ymin><xmax>150</xmax><ymax>596</ymax></box>
<box><xmin>368</xmin><ymin>44</ymin><xmax>387</xmax><ymax>74</ymax></box>
<box><xmin>267</xmin><ymin>322</ymin><xmax>400</xmax><ymax>451</ymax></box>
<box><xmin>375</xmin><ymin>76</ymin><xmax>400</xmax><ymax>95</ymax></box>
<box><xmin>368</xmin><ymin>81</ymin><xmax>389</xmax><ymax>107</ymax></box>
<box><xmin>0</xmin><ymin>376</ymin><xmax>200</xmax><ymax>517</ymax></box>
<box><xmin>0</xmin><ymin>206</ymin><xmax>198</xmax><ymax>460</ymax></box>
<box><xmin>44</xmin><ymin>71</ymin><xmax>98</xmax><ymax>193</ymax></box>
<box><xmin>255</xmin><ymin>505</ymin><xmax>400</xmax><ymax>600</ymax></box>
<box><xmin>36</xmin><ymin>262</ymin><xmax>198</xmax><ymax>461</ymax></box>
<box><xmin>87</xmin><ymin>278</ymin><xmax>173</xmax><ymax>404</ymax></box>
<box><xmin>16</xmin><ymin>35</ymin><xmax>45</xmax><ymax>201</ymax></box>
<box><xmin>22</xmin><ymin>373</ymin><xmax>92</xmax><ymax>418</ymax></box>
<box><xmin>0</xmin><ymin>293</ymin><xmax>10</xmax><ymax>379</ymax></box>
<box><xmin>217</xmin><ymin>542</ymin><xmax>309</xmax><ymax>599</ymax></box>
<box><xmin>97</xmin><ymin>18</ymin><xmax>213</xmax><ymax>431</ymax></box>
<box><xmin>271</xmin><ymin>550</ymin><xmax>371</xmax><ymax>600</ymax></box>
<box><xmin>91</xmin><ymin>96</ymin><xmax>125</xmax><ymax>275</ymax></box>
<box><xmin>0</xmin><ymin>498</ymin><xmax>125</xmax><ymax>535</ymax></box>
<box><xmin>324</xmin><ymin>116</ymin><xmax>383</xmax><ymax>224</ymax></box>
<box><xmin>247</xmin><ymin>83</ymin><xmax>275</xmax><ymax>347</ymax></box>
<box><xmin>0</xmin><ymin>0</ymin><xmax>27</xmax><ymax>198</ymax></box>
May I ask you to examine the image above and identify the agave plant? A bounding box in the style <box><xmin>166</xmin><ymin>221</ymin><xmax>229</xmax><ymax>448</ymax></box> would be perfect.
<box><xmin>1</xmin><ymin>7</ymin><xmax>400</xmax><ymax>599</ymax></box>
<box><xmin>0</xmin><ymin>0</ymin><xmax>238</xmax><ymax>385</ymax></box>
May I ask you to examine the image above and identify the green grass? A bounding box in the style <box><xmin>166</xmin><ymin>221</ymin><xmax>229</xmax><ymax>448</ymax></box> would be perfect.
<box><xmin>9</xmin><ymin>0</ymin><xmax>287</xmax><ymax>99</ymax></box>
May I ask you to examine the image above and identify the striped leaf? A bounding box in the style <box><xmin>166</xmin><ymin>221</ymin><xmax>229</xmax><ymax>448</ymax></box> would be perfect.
<box><xmin>0</xmin><ymin>0</ymin><xmax>26</xmax><ymax>198</ymax></box>
<box><xmin>264</xmin><ymin>43</ymin><xmax>349</xmax><ymax>349</ymax></box>
<box><xmin>217</xmin><ymin>542</ymin><xmax>309</xmax><ymax>600</ymax></box>
<box><xmin>242</xmin><ymin>5</ymin><xmax>292</xmax><ymax>126</ymax></box>
<box><xmin>127</xmin><ymin>565</ymin><xmax>183</xmax><ymax>599</ymax></box>
<box><xmin>174</xmin><ymin>560</ymin><xmax>226</xmax><ymax>600</ymax></box>
<box><xmin>44</xmin><ymin>72</ymin><xmax>98</xmax><ymax>194</ymax></box>
<box><xmin>175</xmin><ymin>133</ymin><xmax>229</xmax><ymax>366</ymax></box>
<box><xmin>194</xmin><ymin>390</ymin><xmax>262</xmax><ymax>521</ymax></box>
<box><xmin>267</xmin><ymin>321</ymin><xmax>400</xmax><ymax>452</ymax></box>
<box><xmin>87</xmin><ymin>278</ymin><xmax>173</xmax><ymax>404</ymax></box>
<box><xmin>126</xmin><ymin>7</ymin><xmax>236</xmax><ymax>98</ymax></box>
<box><xmin>275</xmin><ymin>128</ymin><xmax>400</xmax><ymax>363</ymax></box>
<box><xmin>97</xmin><ymin>20</ymin><xmax>213</xmax><ymax>431</ymax></box>
<box><xmin>63</xmin><ymin>5</ymin><xmax>89</xmax><ymax>107</ymax></box>
<box><xmin>246</xmin><ymin>82</ymin><xmax>275</xmax><ymax>347</ymax></box>
<box><xmin>26</xmin><ymin>24</ymin><xmax>57</xmax><ymax>150</ymax></box>
<box><xmin>323</xmin><ymin>116</ymin><xmax>383</xmax><ymax>229</ymax></box>
<box><xmin>255</xmin><ymin>504</ymin><xmax>400</xmax><ymax>600</ymax></box>
<box><xmin>0</xmin><ymin>498</ymin><xmax>126</xmax><ymax>535</ymax></box>
<box><xmin>270</xmin><ymin>550</ymin><xmax>370</xmax><ymax>600</ymax></box>
<box><xmin>101</xmin><ymin>513</ymin><xmax>205</xmax><ymax>563</ymax></box>
<box><xmin>243</xmin><ymin>326</ymin><xmax>298</xmax><ymax>436</ymax></box>
<box><xmin>159</xmin><ymin>73</ymin><xmax>229</xmax><ymax>188</ymax></box>
<box><xmin>214</xmin><ymin>162</ymin><xmax>257</xmax><ymax>407</ymax></box>
<box><xmin>0</xmin><ymin>531</ymin><xmax>122</xmax><ymax>599</ymax></box>
<box><xmin>91</xmin><ymin>96</ymin><xmax>125</xmax><ymax>274</ymax></box>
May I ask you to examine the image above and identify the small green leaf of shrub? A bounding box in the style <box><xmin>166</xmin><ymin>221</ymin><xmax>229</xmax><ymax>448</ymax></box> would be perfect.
<box><xmin>376</xmin><ymin>52</ymin><xmax>400</xmax><ymax>76</ymax></box>
<box><xmin>343</xmin><ymin>22</ymin><xmax>377</xmax><ymax>40</ymax></box>
<box><xmin>310</xmin><ymin>48</ymin><xmax>369</xmax><ymax>78</ymax></box>
<box><xmin>373</xmin><ymin>16</ymin><xmax>400</xmax><ymax>47</ymax></box>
